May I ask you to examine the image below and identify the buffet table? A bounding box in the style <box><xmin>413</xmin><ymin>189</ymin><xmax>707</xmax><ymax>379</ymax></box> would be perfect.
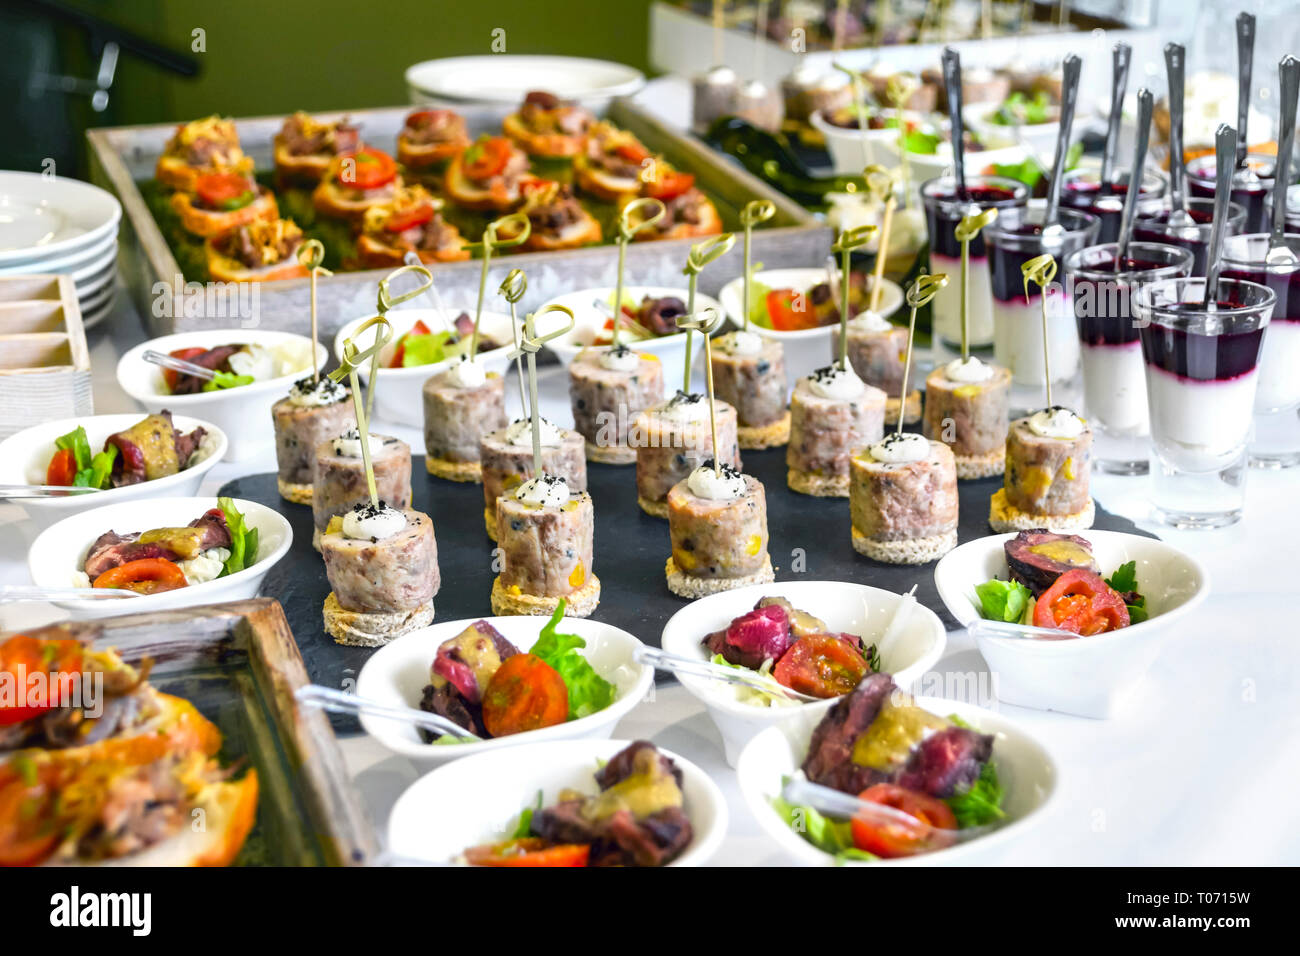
<box><xmin>0</xmin><ymin>278</ymin><xmax>1295</xmax><ymax>866</ymax></box>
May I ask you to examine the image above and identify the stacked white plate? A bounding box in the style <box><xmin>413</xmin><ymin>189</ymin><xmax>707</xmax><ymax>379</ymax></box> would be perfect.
<box><xmin>0</xmin><ymin>171</ymin><xmax>122</xmax><ymax>330</ymax></box>
<box><xmin>405</xmin><ymin>55</ymin><xmax>645</xmax><ymax>113</ymax></box>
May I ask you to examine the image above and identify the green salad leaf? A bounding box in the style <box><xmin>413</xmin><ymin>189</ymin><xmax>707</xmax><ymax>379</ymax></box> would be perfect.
<box><xmin>511</xmin><ymin>790</ymin><xmax>544</xmax><ymax>839</ymax></box>
<box><xmin>944</xmin><ymin>761</ymin><xmax>1006</xmax><ymax>829</ymax></box>
<box><xmin>974</xmin><ymin>579</ymin><xmax>1033</xmax><ymax>623</ymax></box>
<box><xmin>1104</xmin><ymin>561</ymin><xmax>1148</xmax><ymax>623</ymax></box>
<box><xmin>217</xmin><ymin>496</ymin><xmax>259</xmax><ymax>577</ymax></box>
<box><xmin>55</xmin><ymin>426</ymin><xmax>92</xmax><ymax>472</ymax></box>
<box><xmin>991</xmin><ymin>90</ymin><xmax>1054</xmax><ymax>126</ymax></box>
<box><xmin>201</xmin><ymin>370</ymin><xmax>255</xmax><ymax>391</ymax></box>
<box><xmin>772</xmin><ymin>790</ymin><xmax>879</xmax><ymax>865</ymax></box>
<box><xmin>900</xmin><ymin>128</ymin><xmax>941</xmax><ymax>155</ymax></box>
<box><xmin>745</xmin><ymin>277</ymin><xmax>775</xmax><ymax>329</ymax></box>
<box><xmin>54</xmin><ymin>427</ymin><xmax>117</xmax><ymax>489</ymax></box>
<box><xmin>530</xmin><ymin>601</ymin><xmax>616</xmax><ymax>720</ymax></box>
<box><xmin>400</xmin><ymin>331</ymin><xmax>455</xmax><ymax>368</ymax></box>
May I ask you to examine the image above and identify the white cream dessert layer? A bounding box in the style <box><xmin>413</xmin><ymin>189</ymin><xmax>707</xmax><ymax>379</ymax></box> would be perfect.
<box><xmin>1255</xmin><ymin>321</ymin><xmax>1300</xmax><ymax>412</ymax></box>
<box><xmin>1147</xmin><ymin>365</ymin><xmax>1259</xmax><ymax>470</ymax></box>
<box><xmin>806</xmin><ymin>363</ymin><xmax>866</xmax><ymax>400</ymax></box>
<box><xmin>1080</xmin><ymin>342</ymin><xmax>1149</xmax><ymax>435</ymax></box>
<box><xmin>600</xmin><ymin>344</ymin><xmax>643</xmax><ymax>372</ymax></box>
<box><xmin>657</xmin><ymin>391</ymin><xmax>711</xmax><ymax>422</ymax></box>
<box><xmin>287</xmin><ymin>376</ymin><xmax>348</xmax><ymax>407</ymax></box>
<box><xmin>342</xmin><ymin>502</ymin><xmax>407</xmax><ymax>540</ymax></box>
<box><xmin>991</xmin><ymin>295</ymin><xmax>1080</xmax><ymax>386</ymax></box>
<box><xmin>504</xmin><ymin>417</ymin><xmax>564</xmax><ymax>447</ymax></box>
<box><xmin>931</xmin><ymin>250</ymin><xmax>993</xmax><ymax>346</ymax></box>
<box><xmin>333</xmin><ymin>428</ymin><xmax>388</xmax><ymax>457</ymax></box>
<box><xmin>686</xmin><ymin>461</ymin><xmax>746</xmax><ymax>499</ymax></box>
<box><xmin>515</xmin><ymin>474</ymin><xmax>570</xmax><ymax>507</ymax></box>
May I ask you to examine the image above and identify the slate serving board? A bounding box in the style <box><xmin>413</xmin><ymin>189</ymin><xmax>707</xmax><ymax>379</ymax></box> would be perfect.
<box><xmin>221</xmin><ymin>446</ymin><xmax>1152</xmax><ymax>732</ymax></box>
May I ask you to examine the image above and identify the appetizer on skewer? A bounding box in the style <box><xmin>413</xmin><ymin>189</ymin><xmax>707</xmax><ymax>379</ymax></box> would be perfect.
<box><xmin>272</xmin><ymin>376</ymin><xmax>354</xmax><ymax>504</ymax></box>
<box><xmin>633</xmin><ymin>162</ymin><xmax>722</xmax><ymax>241</ymax></box>
<box><xmin>396</xmin><ymin>108</ymin><xmax>471</xmax><ymax>180</ymax></box>
<box><xmin>321</xmin><ymin>502</ymin><xmax>439</xmax><ymax>646</ymax></box>
<box><xmin>502</xmin><ymin>90</ymin><xmax>595</xmax><ymax>159</ymax></box>
<box><xmin>154</xmin><ymin>115</ymin><xmax>253</xmax><ymax>192</ymax></box>
<box><xmin>989</xmin><ymin>406</ymin><xmax>1095</xmax><ymax>532</ymax></box>
<box><xmin>569</xmin><ymin>345</ymin><xmax>664</xmax><ymax>464</ymax></box>
<box><xmin>423</xmin><ymin>357</ymin><xmax>508</xmax><ymax>483</ymax></box>
<box><xmin>787</xmin><ymin>364</ymin><xmax>886</xmax><ymax>497</ymax></box>
<box><xmin>273</xmin><ymin>111</ymin><xmax>361</xmax><ymax>187</ymax></box>
<box><xmin>204</xmin><ymin>217</ymin><xmax>309</xmax><ymax>283</ymax></box>
<box><xmin>574</xmin><ymin>121</ymin><xmax>649</xmax><ymax>202</ymax></box>
<box><xmin>355</xmin><ymin>184</ymin><xmax>470</xmax><ymax>267</ymax></box>
<box><xmin>666</xmin><ymin>462</ymin><xmax>774</xmax><ymax>597</ymax></box>
<box><xmin>480</xmin><ymin>417</ymin><xmax>588</xmax><ymax>541</ymax></box>
<box><xmin>169</xmin><ymin>171</ymin><xmax>278</xmax><ymax>238</ymax></box>
<box><xmin>312</xmin><ymin>146</ymin><xmax>401</xmax><ymax>220</ymax></box>
<box><xmin>43</xmin><ymin>413</ymin><xmax>208</xmax><ymax>491</ymax></box>
<box><xmin>711</xmin><ymin>330</ymin><xmax>790</xmax><ymax>449</ymax></box>
<box><xmin>923</xmin><ymin>355</ymin><xmax>1012</xmax><ymax>479</ymax></box>
<box><xmin>850</xmin><ymin>432</ymin><xmax>959</xmax><ymax>564</ymax></box>
<box><xmin>444</xmin><ymin>135</ymin><xmax>530</xmax><ymax>211</ymax></box>
<box><xmin>311</xmin><ymin>429</ymin><xmax>412</xmax><ymax>549</ymax></box>
<box><xmin>833</xmin><ymin>313</ymin><xmax>920</xmax><ymax>425</ymax></box>
<box><xmin>634</xmin><ymin>391</ymin><xmax>741</xmax><ymax>517</ymax></box>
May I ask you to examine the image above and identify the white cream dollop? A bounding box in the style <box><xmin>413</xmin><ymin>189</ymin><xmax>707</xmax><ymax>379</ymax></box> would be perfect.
<box><xmin>444</xmin><ymin>356</ymin><xmax>486</xmax><ymax>389</ymax></box>
<box><xmin>333</xmin><ymin>428</ymin><xmax>387</xmax><ymax>458</ymax></box>
<box><xmin>848</xmin><ymin>310</ymin><xmax>892</xmax><ymax>333</ymax></box>
<box><xmin>515</xmin><ymin>475</ymin><xmax>569</xmax><ymax>507</ymax></box>
<box><xmin>599</xmin><ymin>345</ymin><xmax>642</xmax><ymax>372</ymax></box>
<box><xmin>505</xmin><ymin>417</ymin><xmax>564</xmax><ymax>447</ymax></box>
<box><xmin>287</xmin><ymin>376</ymin><xmax>348</xmax><ymax>407</ymax></box>
<box><xmin>686</xmin><ymin>462</ymin><xmax>746</xmax><ymax>500</ymax></box>
<box><xmin>868</xmin><ymin>432</ymin><xmax>930</xmax><ymax>463</ymax></box>
<box><xmin>342</xmin><ymin>503</ymin><xmax>407</xmax><ymax>541</ymax></box>
<box><xmin>1027</xmin><ymin>406</ymin><xmax>1086</xmax><ymax>439</ymax></box>
<box><xmin>945</xmin><ymin>356</ymin><xmax>994</xmax><ymax>383</ymax></box>
<box><xmin>658</xmin><ymin>391</ymin><xmax>711</xmax><ymax>422</ymax></box>
<box><xmin>806</xmin><ymin>363</ymin><xmax>865</xmax><ymax>400</ymax></box>
<box><xmin>715</xmin><ymin>330</ymin><xmax>764</xmax><ymax>356</ymax></box>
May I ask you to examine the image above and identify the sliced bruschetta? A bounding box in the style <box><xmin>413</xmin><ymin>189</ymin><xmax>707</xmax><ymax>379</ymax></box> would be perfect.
<box><xmin>155</xmin><ymin>116</ymin><xmax>253</xmax><ymax>193</ymax></box>
<box><xmin>273</xmin><ymin>111</ymin><xmax>362</xmax><ymax>187</ymax></box>
<box><xmin>205</xmin><ymin>217</ymin><xmax>309</xmax><ymax>282</ymax></box>
<box><xmin>355</xmin><ymin>183</ymin><xmax>471</xmax><ymax>267</ymax></box>
<box><xmin>169</xmin><ymin>171</ymin><xmax>279</xmax><ymax>238</ymax></box>
<box><xmin>443</xmin><ymin>136</ymin><xmax>531</xmax><ymax>211</ymax></box>
<box><xmin>502</xmin><ymin>91</ymin><xmax>595</xmax><ymax>159</ymax></box>
<box><xmin>573</xmin><ymin>121</ymin><xmax>650</xmax><ymax>202</ymax></box>
<box><xmin>312</xmin><ymin>146</ymin><xmax>402</xmax><ymax>220</ymax></box>
<box><xmin>507</xmin><ymin>178</ymin><xmax>602</xmax><ymax>251</ymax></box>
<box><xmin>397</xmin><ymin>108</ymin><xmax>471</xmax><ymax>172</ymax></box>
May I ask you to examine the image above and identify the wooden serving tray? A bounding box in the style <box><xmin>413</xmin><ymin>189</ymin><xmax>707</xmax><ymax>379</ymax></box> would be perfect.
<box><xmin>11</xmin><ymin>599</ymin><xmax>379</xmax><ymax>866</ymax></box>
<box><xmin>0</xmin><ymin>274</ymin><xmax>93</xmax><ymax>439</ymax></box>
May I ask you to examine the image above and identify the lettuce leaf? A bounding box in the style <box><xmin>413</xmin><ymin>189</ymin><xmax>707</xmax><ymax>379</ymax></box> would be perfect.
<box><xmin>974</xmin><ymin>579</ymin><xmax>1033</xmax><ymax>623</ymax></box>
<box><xmin>530</xmin><ymin>601</ymin><xmax>616</xmax><ymax>720</ymax></box>
<box><xmin>55</xmin><ymin>426</ymin><xmax>92</xmax><ymax>472</ymax></box>
<box><xmin>511</xmin><ymin>790</ymin><xmax>544</xmax><ymax>839</ymax></box>
<box><xmin>217</xmin><ymin>496</ymin><xmax>259</xmax><ymax>577</ymax></box>
<box><xmin>400</xmin><ymin>331</ymin><xmax>455</xmax><ymax>368</ymax></box>
<box><xmin>944</xmin><ymin>761</ymin><xmax>1006</xmax><ymax>828</ymax></box>
<box><xmin>1105</xmin><ymin>561</ymin><xmax>1147</xmax><ymax>623</ymax></box>
<box><xmin>201</xmin><ymin>370</ymin><xmax>254</xmax><ymax>391</ymax></box>
<box><xmin>55</xmin><ymin>427</ymin><xmax>117</xmax><ymax>489</ymax></box>
<box><xmin>772</xmin><ymin>790</ymin><xmax>879</xmax><ymax>864</ymax></box>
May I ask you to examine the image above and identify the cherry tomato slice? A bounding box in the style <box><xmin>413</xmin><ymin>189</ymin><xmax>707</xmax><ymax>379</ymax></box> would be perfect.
<box><xmin>480</xmin><ymin>653</ymin><xmax>568</xmax><ymax>737</ymax></box>
<box><xmin>464</xmin><ymin>838</ymin><xmax>590</xmax><ymax>867</ymax></box>
<box><xmin>645</xmin><ymin>170</ymin><xmax>694</xmax><ymax>201</ymax></box>
<box><xmin>0</xmin><ymin>634</ymin><xmax>85</xmax><ymax>726</ymax></box>
<box><xmin>92</xmin><ymin>557</ymin><xmax>188</xmax><ymax>595</ymax></box>
<box><xmin>772</xmin><ymin>634</ymin><xmax>868</xmax><ymax>699</ymax></box>
<box><xmin>850</xmin><ymin>784</ymin><xmax>958</xmax><ymax>859</ymax></box>
<box><xmin>0</xmin><ymin>767</ymin><xmax>59</xmax><ymax>866</ymax></box>
<box><xmin>764</xmin><ymin>288</ymin><xmax>819</xmax><ymax>331</ymax></box>
<box><xmin>45</xmin><ymin>448</ymin><xmax>77</xmax><ymax>487</ymax></box>
<box><xmin>195</xmin><ymin>172</ymin><xmax>254</xmax><ymax>209</ymax></box>
<box><xmin>613</xmin><ymin>140</ymin><xmax>650</xmax><ymax>164</ymax></box>
<box><xmin>1033</xmin><ymin>569</ymin><xmax>1130</xmax><ymax>636</ymax></box>
<box><xmin>164</xmin><ymin>346</ymin><xmax>207</xmax><ymax>391</ymax></box>
<box><xmin>383</xmin><ymin>202</ymin><xmax>435</xmax><ymax>233</ymax></box>
<box><xmin>338</xmin><ymin>147</ymin><xmax>398</xmax><ymax>190</ymax></box>
<box><xmin>462</xmin><ymin>137</ymin><xmax>513</xmax><ymax>180</ymax></box>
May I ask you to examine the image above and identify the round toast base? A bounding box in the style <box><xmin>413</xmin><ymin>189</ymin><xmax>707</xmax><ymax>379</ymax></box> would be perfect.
<box><xmin>787</xmin><ymin>468</ymin><xmax>849</xmax><ymax>498</ymax></box>
<box><xmin>884</xmin><ymin>390</ymin><xmax>923</xmax><ymax>427</ymax></box>
<box><xmin>490</xmin><ymin>574</ymin><xmax>601</xmax><ymax>618</ymax></box>
<box><xmin>637</xmin><ymin>494</ymin><xmax>670</xmax><ymax>518</ymax></box>
<box><xmin>426</xmin><ymin>456</ymin><xmax>482</xmax><ymax>483</ymax></box>
<box><xmin>323</xmin><ymin>592</ymin><xmax>435</xmax><ymax>647</ymax></box>
<box><xmin>277</xmin><ymin>478</ymin><xmax>314</xmax><ymax>505</ymax></box>
<box><xmin>665</xmin><ymin>554</ymin><xmax>775</xmax><ymax>598</ymax></box>
<box><xmin>737</xmin><ymin>411</ymin><xmax>791</xmax><ymax>450</ymax></box>
<box><xmin>484</xmin><ymin>507</ymin><xmax>497</xmax><ymax>542</ymax></box>
<box><xmin>954</xmin><ymin>446</ymin><xmax>1006</xmax><ymax>480</ymax></box>
<box><xmin>585</xmin><ymin>440</ymin><xmax>637</xmax><ymax>465</ymax></box>
<box><xmin>311</xmin><ymin>527</ymin><xmax>322</xmax><ymax>552</ymax></box>
<box><xmin>988</xmin><ymin>488</ymin><xmax>1096</xmax><ymax>532</ymax></box>
<box><xmin>851</xmin><ymin>526</ymin><xmax>957</xmax><ymax>565</ymax></box>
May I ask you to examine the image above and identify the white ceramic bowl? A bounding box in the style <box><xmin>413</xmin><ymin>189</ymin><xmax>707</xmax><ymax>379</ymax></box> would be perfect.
<box><xmin>387</xmin><ymin>738</ymin><xmax>727</xmax><ymax>866</ymax></box>
<box><xmin>0</xmin><ymin>413</ymin><xmax>227</xmax><ymax>529</ymax></box>
<box><xmin>717</xmin><ymin>268</ymin><xmax>905</xmax><ymax>387</ymax></box>
<box><xmin>736</xmin><ymin>695</ymin><xmax>1058</xmax><ymax>866</ymax></box>
<box><xmin>28</xmin><ymin>496</ymin><xmax>292</xmax><ymax>619</ymax></box>
<box><xmin>333</xmin><ymin>308</ymin><xmax>519</xmax><ymax>427</ymax></box>
<box><xmin>660</xmin><ymin>580</ymin><xmax>947</xmax><ymax>767</ymax></box>
<box><xmin>0</xmin><ymin>171</ymin><xmax>122</xmax><ymax>266</ymax></box>
<box><xmin>964</xmin><ymin>103</ymin><xmax>1061</xmax><ymax>167</ymax></box>
<box><xmin>933</xmin><ymin>530</ymin><xmax>1210</xmax><ymax>718</ymax></box>
<box><xmin>405</xmin><ymin>55</ymin><xmax>645</xmax><ymax>111</ymax></box>
<box><xmin>355</xmin><ymin>615</ymin><xmax>654</xmax><ymax>769</ymax></box>
<box><xmin>810</xmin><ymin>109</ymin><xmax>925</xmax><ymax>175</ymax></box>
<box><xmin>116</xmin><ymin>329</ymin><xmax>327</xmax><ymax>461</ymax></box>
<box><xmin>535</xmin><ymin>286</ymin><xmax>724</xmax><ymax>396</ymax></box>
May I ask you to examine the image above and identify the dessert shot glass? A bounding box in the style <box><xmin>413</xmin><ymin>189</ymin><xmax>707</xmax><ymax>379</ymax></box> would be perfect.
<box><xmin>987</xmin><ymin>206</ymin><xmax>1100</xmax><ymax>388</ymax></box>
<box><xmin>921</xmin><ymin>174</ymin><xmax>1029</xmax><ymax>351</ymax></box>
<box><xmin>1220</xmin><ymin>232</ymin><xmax>1300</xmax><ymax>468</ymax></box>
<box><xmin>1133</xmin><ymin>197</ymin><xmax>1247</xmax><ymax>277</ymax></box>
<box><xmin>1064</xmin><ymin>242</ymin><xmax>1194</xmax><ymax>474</ymax></box>
<box><xmin>1060</xmin><ymin>165</ymin><xmax>1167</xmax><ymax>243</ymax></box>
<box><xmin>1134</xmin><ymin>276</ymin><xmax>1275</xmax><ymax>528</ymax></box>
<box><xmin>1186</xmin><ymin>153</ymin><xmax>1289</xmax><ymax>233</ymax></box>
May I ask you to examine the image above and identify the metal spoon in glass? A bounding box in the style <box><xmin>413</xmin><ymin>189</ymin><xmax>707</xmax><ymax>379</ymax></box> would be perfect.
<box><xmin>1265</xmin><ymin>55</ymin><xmax>1300</xmax><ymax>268</ymax></box>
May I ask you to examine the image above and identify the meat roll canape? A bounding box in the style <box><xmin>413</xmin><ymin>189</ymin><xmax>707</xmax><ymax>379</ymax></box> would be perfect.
<box><xmin>666</xmin><ymin>463</ymin><xmax>774</xmax><ymax>597</ymax></box>
<box><xmin>574</xmin><ymin>122</ymin><xmax>649</xmax><ymax>202</ymax></box>
<box><xmin>273</xmin><ymin>111</ymin><xmax>361</xmax><ymax>187</ymax></box>
<box><xmin>355</xmin><ymin>184</ymin><xmax>470</xmax><ymax>267</ymax></box>
<box><xmin>204</xmin><ymin>217</ymin><xmax>308</xmax><ymax>283</ymax></box>
<box><xmin>989</xmin><ymin>406</ymin><xmax>1095</xmax><ymax>531</ymax></box>
<box><xmin>397</xmin><ymin>108</ymin><xmax>471</xmax><ymax>181</ymax></box>
<box><xmin>491</xmin><ymin>475</ymin><xmax>600</xmax><ymax>619</ymax></box>
<box><xmin>271</xmin><ymin>376</ymin><xmax>355</xmax><ymax>504</ymax></box>
<box><xmin>154</xmin><ymin>116</ymin><xmax>253</xmax><ymax>192</ymax></box>
<box><xmin>710</xmin><ymin>329</ymin><xmax>790</xmax><ymax>449</ymax></box>
<box><xmin>787</xmin><ymin>364</ymin><xmax>886</xmax><ymax>497</ymax></box>
<box><xmin>922</xmin><ymin>355</ymin><xmax>1012</xmax><ymax>479</ymax></box>
<box><xmin>422</xmin><ymin>358</ymin><xmax>508</xmax><ymax>482</ymax></box>
<box><xmin>311</xmin><ymin>429</ymin><xmax>412</xmax><ymax>549</ymax></box>
<box><xmin>169</xmin><ymin>171</ymin><xmax>278</xmax><ymax>239</ymax></box>
<box><xmin>321</xmin><ymin>503</ymin><xmax>439</xmax><ymax>646</ymax></box>
<box><xmin>502</xmin><ymin>90</ymin><xmax>595</xmax><ymax>158</ymax></box>
<box><xmin>850</xmin><ymin>432</ymin><xmax>959</xmax><ymax>564</ymax></box>
<box><xmin>832</xmin><ymin>312</ymin><xmax>920</xmax><ymax>425</ymax></box>
<box><xmin>633</xmin><ymin>390</ymin><xmax>741</xmax><ymax>518</ymax></box>
<box><xmin>507</xmin><ymin>179</ymin><xmax>602</xmax><ymax>251</ymax></box>
<box><xmin>569</xmin><ymin>344</ymin><xmax>665</xmax><ymax>464</ymax></box>
<box><xmin>444</xmin><ymin>136</ymin><xmax>531</xmax><ymax>211</ymax></box>
<box><xmin>312</xmin><ymin>147</ymin><xmax>401</xmax><ymax>220</ymax></box>
<box><xmin>633</xmin><ymin>165</ymin><xmax>722</xmax><ymax>242</ymax></box>
<box><xmin>480</xmin><ymin>417</ymin><xmax>588</xmax><ymax>540</ymax></box>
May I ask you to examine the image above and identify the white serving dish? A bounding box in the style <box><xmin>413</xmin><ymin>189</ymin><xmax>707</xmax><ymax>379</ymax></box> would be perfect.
<box><xmin>355</xmin><ymin>615</ymin><xmax>654</xmax><ymax>770</ymax></box>
<box><xmin>387</xmin><ymin>738</ymin><xmax>727</xmax><ymax>866</ymax></box>
<box><xmin>535</xmin><ymin>285</ymin><xmax>725</xmax><ymax>396</ymax></box>
<box><xmin>736</xmin><ymin>694</ymin><xmax>1058</xmax><ymax>866</ymax></box>
<box><xmin>116</xmin><ymin>329</ymin><xmax>327</xmax><ymax>461</ymax></box>
<box><xmin>405</xmin><ymin>55</ymin><xmax>645</xmax><ymax>112</ymax></box>
<box><xmin>0</xmin><ymin>171</ymin><xmax>122</xmax><ymax>267</ymax></box>
<box><xmin>659</xmin><ymin>580</ymin><xmax>946</xmax><ymax>767</ymax></box>
<box><xmin>0</xmin><ymin>413</ymin><xmax>227</xmax><ymax>528</ymax></box>
<box><xmin>964</xmin><ymin>103</ymin><xmax>1062</xmax><ymax>167</ymax></box>
<box><xmin>933</xmin><ymin>530</ymin><xmax>1210</xmax><ymax>718</ymax></box>
<box><xmin>810</xmin><ymin>109</ymin><xmax>924</xmax><ymax>175</ymax></box>
<box><xmin>717</xmin><ymin>268</ymin><xmax>905</xmax><ymax>387</ymax></box>
<box><xmin>334</xmin><ymin>308</ymin><xmax>520</xmax><ymax>427</ymax></box>
<box><xmin>28</xmin><ymin>496</ymin><xmax>292</xmax><ymax>619</ymax></box>
<box><xmin>0</xmin><ymin>229</ymin><xmax>117</xmax><ymax>277</ymax></box>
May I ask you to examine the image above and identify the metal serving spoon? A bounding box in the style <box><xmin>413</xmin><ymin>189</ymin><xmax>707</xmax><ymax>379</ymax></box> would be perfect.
<box><xmin>1164</xmin><ymin>42</ymin><xmax>1196</xmax><ymax>230</ymax></box>
<box><xmin>941</xmin><ymin>46</ymin><xmax>966</xmax><ymax>195</ymax></box>
<box><xmin>1041</xmin><ymin>54</ymin><xmax>1083</xmax><ymax>242</ymax></box>
<box><xmin>1099</xmin><ymin>42</ymin><xmax>1131</xmax><ymax>190</ymax></box>
<box><xmin>1204</xmin><ymin>124</ymin><xmax>1239</xmax><ymax>307</ymax></box>
<box><xmin>1266</xmin><ymin>56</ymin><xmax>1300</xmax><ymax>267</ymax></box>
<box><xmin>1114</xmin><ymin>88</ymin><xmax>1153</xmax><ymax>269</ymax></box>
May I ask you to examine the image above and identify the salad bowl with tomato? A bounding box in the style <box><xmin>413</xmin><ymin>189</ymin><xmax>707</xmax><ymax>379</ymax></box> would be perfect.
<box><xmin>717</xmin><ymin>267</ymin><xmax>904</xmax><ymax>387</ymax></box>
<box><xmin>660</xmin><ymin>580</ymin><xmax>946</xmax><ymax>767</ymax></box>
<box><xmin>933</xmin><ymin>530</ymin><xmax>1209</xmax><ymax>718</ymax></box>
<box><xmin>0</xmin><ymin>413</ymin><xmax>226</xmax><ymax>528</ymax></box>
<box><xmin>354</xmin><ymin>612</ymin><xmax>654</xmax><ymax>769</ymax></box>
<box><xmin>27</xmin><ymin>496</ymin><xmax>291</xmax><ymax>619</ymax></box>
<box><xmin>332</xmin><ymin>307</ymin><xmax>517</xmax><ymax>427</ymax></box>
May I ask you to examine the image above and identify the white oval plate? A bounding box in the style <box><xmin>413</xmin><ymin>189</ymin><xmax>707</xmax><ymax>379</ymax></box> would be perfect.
<box><xmin>0</xmin><ymin>172</ymin><xmax>122</xmax><ymax>266</ymax></box>
<box><xmin>405</xmin><ymin>55</ymin><xmax>645</xmax><ymax>106</ymax></box>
